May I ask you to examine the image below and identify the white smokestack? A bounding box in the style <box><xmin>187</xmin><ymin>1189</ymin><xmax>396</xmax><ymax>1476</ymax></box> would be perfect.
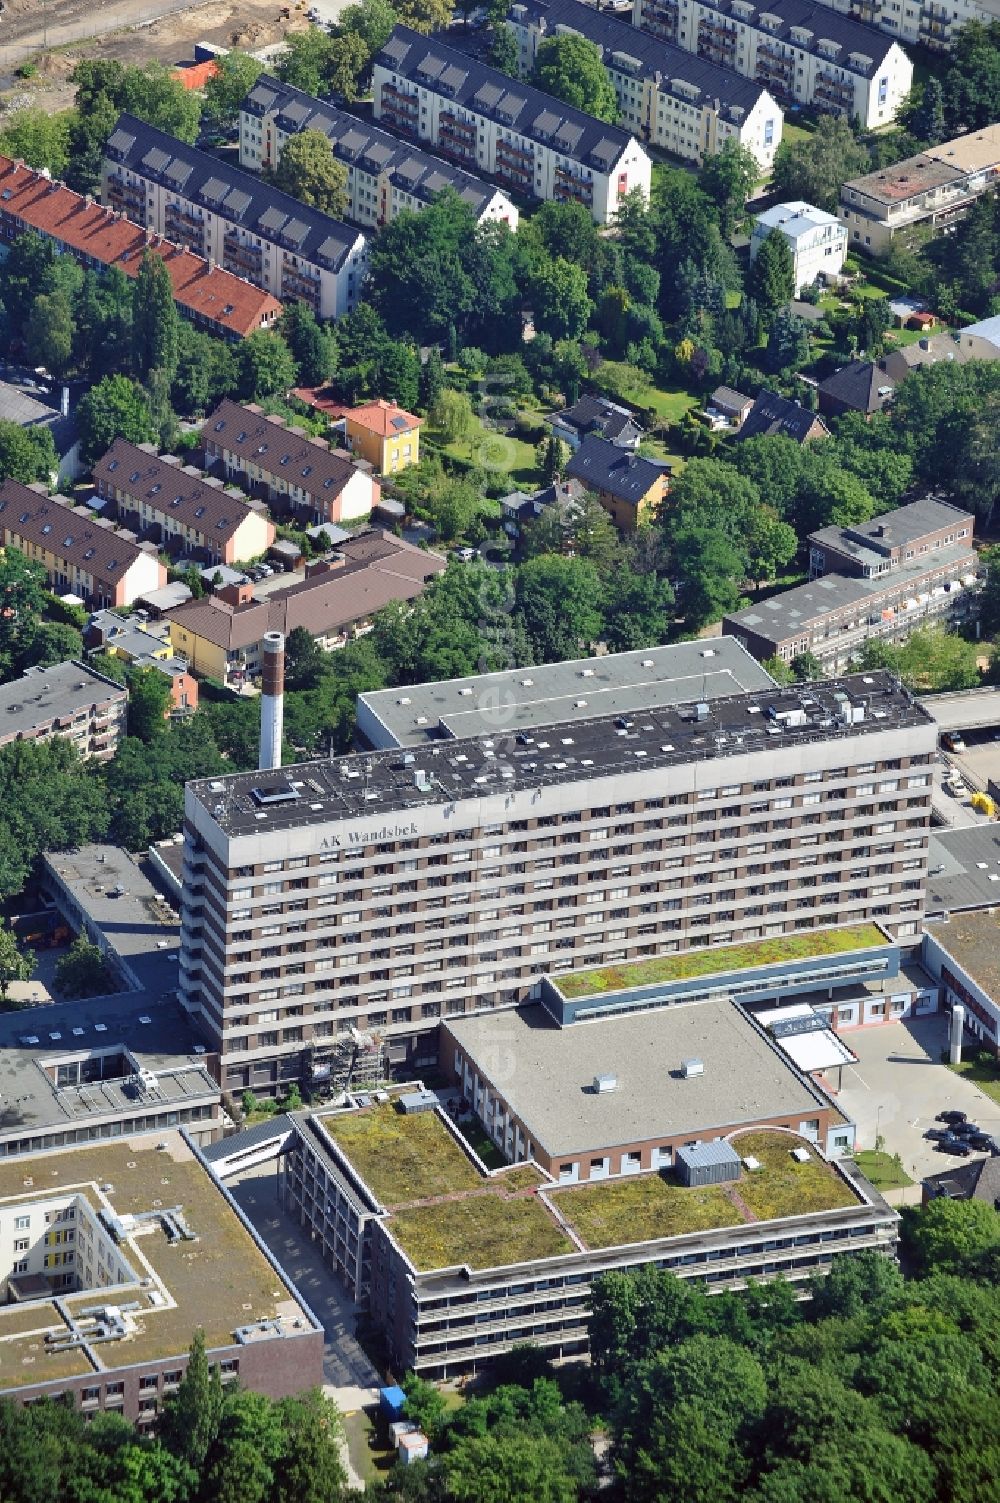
<box><xmin>259</xmin><ymin>631</ymin><xmax>285</xmax><ymax>772</ymax></box>
<box><xmin>949</xmin><ymin>1004</ymin><xmax>965</xmax><ymax>1066</ymax></box>
<box><xmin>60</xmin><ymin>385</ymin><xmax>70</xmax><ymax>418</ymax></box>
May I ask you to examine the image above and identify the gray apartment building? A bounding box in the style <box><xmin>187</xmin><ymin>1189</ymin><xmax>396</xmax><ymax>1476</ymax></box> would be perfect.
<box><xmin>0</xmin><ymin>661</ymin><xmax>128</xmax><ymax>761</ymax></box>
<box><xmin>723</xmin><ymin>497</ymin><xmax>978</xmax><ymax>670</ymax></box>
<box><xmin>179</xmin><ymin>671</ymin><xmax>936</xmax><ymax>1095</ymax></box>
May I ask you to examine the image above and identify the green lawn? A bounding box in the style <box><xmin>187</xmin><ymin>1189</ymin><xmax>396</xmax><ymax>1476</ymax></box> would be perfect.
<box><xmin>322</xmin><ymin>1101</ymin><xmax>483</xmax><ymax>1206</ymax></box>
<box><xmin>388</xmin><ymin>1189</ymin><xmax>574</xmax><ymax>1270</ymax></box>
<box><xmin>732</xmin><ymin>1131</ymin><xmax>860</xmax><ymax>1218</ymax></box>
<box><xmin>779</xmin><ymin>117</ymin><xmax>817</xmax><ymax>149</ymax></box>
<box><xmin>644</xmin><ymin>385</ymin><xmax>700</xmax><ymax>424</ymax></box>
<box><xmin>556</xmin><ymin>1173</ymin><xmax>742</xmax><ymax>1249</ymax></box>
<box><xmin>854</xmin><ymin>1149</ymin><xmax>914</xmax><ymax>1191</ymax></box>
<box><xmin>557</xmin><ymin>923</ymin><xmax>887</xmax><ymax>999</ymax></box>
<box><xmin>948</xmin><ymin>1058</ymin><xmax>1000</xmax><ymax>1109</ymax></box>
<box><xmin>341</xmin><ymin>1410</ymin><xmax>395</xmax><ymax>1485</ymax></box>
<box><xmin>428</xmin><ymin>413</ymin><xmax>542</xmax><ymax>490</ymax></box>
<box><xmin>458</xmin><ymin>1119</ymin><xmax>507</xmax><ymax>1170</ymax></box>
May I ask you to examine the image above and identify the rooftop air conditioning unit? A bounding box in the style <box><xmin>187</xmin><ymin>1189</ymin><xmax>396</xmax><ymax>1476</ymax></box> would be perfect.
<box><xmin>593</xmin><ymin>1073</ymin><xmax>618</xmax><ymax>1093</ymax></box>
<box><xmin>682</xmin><ymin>1058</ymin><xmax>704</xmax><ymax>1079</ymax></box>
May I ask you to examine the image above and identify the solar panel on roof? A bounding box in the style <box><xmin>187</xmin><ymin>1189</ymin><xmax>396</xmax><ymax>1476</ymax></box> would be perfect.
<box><xmin>107</xmin><ymin>127</ymin><xmax>136</xmax><ymax>154</ymax></box>
<box><xmin>142</xmin><ymin>146</ymin><xmax>171</xmax><ymax>173</ymax></box>
<box><xmin>391</xmin><ymin>415</ymin><xmax>410</xmax><ymax>430</ymax></box>
<box><xmin>224</xmin><ymin>187</ymin><xmax>252</xmax><ymax>217</ymax></box>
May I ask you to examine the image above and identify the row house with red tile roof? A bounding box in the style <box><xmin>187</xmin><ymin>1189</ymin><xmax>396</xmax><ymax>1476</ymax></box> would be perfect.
<box><xmin>0</xmin><ymin>154</ymin><xmax>281</xmax><ymax>340</ymax></box>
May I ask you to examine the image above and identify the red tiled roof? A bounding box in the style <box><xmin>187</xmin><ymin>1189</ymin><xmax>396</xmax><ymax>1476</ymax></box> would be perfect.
<box><xmin>0</xmin><ymin>154</ymin><xmax>282</xmax><ymax>339</ymax></box>
<box><xmin>291</xmin><ymin>386</ymin><xmax>352</xmax><ymax>420</ymax></box>
<box><xmin>172</xmin><ymin>60</ymin><xmax>220</xmax><ymax>90</ymax></box>
<box><xmin>0</xmin><ymin>481</ymin><xmax>155</xmax><ymax>582</ymax></box>
<box><xmin>347</xmin><ymin>398</ymin><xmax>422</xmax><ymax>438</ymax></box>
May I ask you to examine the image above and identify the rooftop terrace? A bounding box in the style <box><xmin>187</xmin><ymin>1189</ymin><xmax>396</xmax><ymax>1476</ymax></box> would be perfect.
<box><xmin>556</xmin><ymin>923</ymin><xmax>888</xmax><ymax>1000</ymax></box>
<box><xmin>187</xmin><ymin>670</ymin><xmax>931</xmax><ymax>837</ymax></box>
<box><xmin>0</xmin><ymin>1132</ymin><xmax>314</xmax><ymax>1389</ymax></box>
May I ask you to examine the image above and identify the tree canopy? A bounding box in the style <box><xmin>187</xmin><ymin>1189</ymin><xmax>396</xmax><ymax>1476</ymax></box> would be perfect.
<box><xmin>530</xmin><ymin>33</ymin><xmax>619</xmax><ymax>121</ymax></box>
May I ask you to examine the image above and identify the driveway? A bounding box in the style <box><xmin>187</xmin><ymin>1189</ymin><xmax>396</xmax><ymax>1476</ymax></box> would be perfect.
<box><xmin>837</xmin><ymin>1014</ymin><xmax>1000</xmax><ymax>1182</ymax></box>
<box><xmin>227</xmin><ymin>1160</ymin><xmax>381</xmax><ymax>1391</ymax></box>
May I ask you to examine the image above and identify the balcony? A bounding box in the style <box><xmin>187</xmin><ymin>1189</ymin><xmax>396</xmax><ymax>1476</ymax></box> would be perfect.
<box><xmin>282</xmin><ymin>264</ymin><xmax>321</xmax><ymax>309</ymax></box>
<box><xmin>554</xmin><ymin>165</ymin><xmax>593</xmax><ymax>208</ymax></box>
<box><xmin>380</xmin><ymin>84</ymin><xmax>419</xmax><ymax>136</ymax></box>
<box><xmin>639</xmin><ymin>0</ymin><xmax>680</xmax><ymax>42</ymax></box>
<box><xmin>697</xmin><ymin>17</ymin><xmax>738</xmax><ymax>65</ymax></box>
<box><xmin>496</xmin><ymin>142</ymin><xmax>534</xmax><ymax>187</ymax></box>
<box><xmin>104</xmin><ymin>176</ymin><xmax>147</xmax><ymax>224</ymax></box>
<box><xmin>222</xmin><ymin>233</ymin><xmax>263</xmax><ymax>279</ymax></box>
<box><xmin>438</xmin><ymin>112</ymin><xmax>478</xmax><ymax>166</ymax></box>
<box><xmin>164</xmin><ymin>204</ymin><xmax>206</xmax><ymax>253</ymax></box>
<box><xmin>813</xmin><ymin>71</ymin><xmax>855</xmax><ymax>112</ymax></box>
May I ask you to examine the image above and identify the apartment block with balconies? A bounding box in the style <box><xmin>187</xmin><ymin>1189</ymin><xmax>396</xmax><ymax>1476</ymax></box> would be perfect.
<box><xmin>372</xmin><ymin>25</ymin><xmax>651</xmax><ymax>224</ymax></box>
<box><xmin>633</xmin><ymin>0</ymin><xmax>912</xmax><ymax>127</ymax></box>
<box><xmin>102</xmin><ymin>114</ymin><xmax>367</xmax><ymax>320</ymax></box>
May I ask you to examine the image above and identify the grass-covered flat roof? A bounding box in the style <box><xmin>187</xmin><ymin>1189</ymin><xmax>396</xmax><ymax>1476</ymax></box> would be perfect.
<box><xmin>552</xmin><ymin>1130</ymin><xmax>861</xmax><ymax>1250</ymax></box>
<box><xmin>388</xmin><ymin>1189</ymin><xmax>574</xmax><ymax>1271</ymax></box>
<box><xmin>557</xmin><ymin>924</ymin><xmax>887</xmax><ymax>999</ymax></box>
<box><xmin>322</xmin><ymin>1101</ymin><xmax>483</xmax><ymax>1206</ymax></box>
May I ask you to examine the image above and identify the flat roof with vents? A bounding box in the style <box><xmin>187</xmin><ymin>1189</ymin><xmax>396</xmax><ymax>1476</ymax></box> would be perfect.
<box><xmin>357</xmin><ymin>639</ymin><xmax>776</xmax><ymax>748</ymax></box>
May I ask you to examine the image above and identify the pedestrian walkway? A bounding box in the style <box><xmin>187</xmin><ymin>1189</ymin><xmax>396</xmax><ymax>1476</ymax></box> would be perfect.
<box><xmin>228</xmin><ymin>1160</ymin><xmax>381</xmax><ymax>1389</ymax></box>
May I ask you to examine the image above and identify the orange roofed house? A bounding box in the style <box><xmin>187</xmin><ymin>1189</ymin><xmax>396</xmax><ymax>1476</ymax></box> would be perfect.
<box><xmin>345</xmin><ymin>400</ymin><xmax>422</xmax><ymax>476</ymax></box>
<box><xmin>0</xmin><ymin>154</ymin><xmax>282</xmax><ymax>340</ymax></box>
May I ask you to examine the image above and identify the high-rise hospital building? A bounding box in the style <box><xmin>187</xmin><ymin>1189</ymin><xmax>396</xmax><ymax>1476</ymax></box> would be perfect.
<box><xmin>178</xmin><ymin>665</ymin><xmax>936</xmax><ymax>1096</ymax></box>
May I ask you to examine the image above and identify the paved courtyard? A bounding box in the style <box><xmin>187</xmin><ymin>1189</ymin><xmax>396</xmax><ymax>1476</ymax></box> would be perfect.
<box><xmin>836</xmin><ymin>1014</ymin><xmax>1000</xmax><ymax>1183</ymax></box>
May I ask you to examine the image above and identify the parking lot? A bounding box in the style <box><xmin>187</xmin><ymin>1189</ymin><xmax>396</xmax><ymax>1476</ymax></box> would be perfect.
<box><xmin>837</xmin><ymin>1014</ymin><xmax>1000</xmax><ymax>1182</ymax></box>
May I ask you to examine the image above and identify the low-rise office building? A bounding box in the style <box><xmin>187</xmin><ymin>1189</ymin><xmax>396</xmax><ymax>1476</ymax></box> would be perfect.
<box><xmin>239</xmin><ymin>76</ymin><xmax>518</xmax><ymax>229</ymax></box>
<box><xmin>839</xmin><ymin>124</ymin><xmax>1000</xmax><ymax>255</ymax></box>
<box><xmin>0</xmin><ymin>154</ymin><xmax>282</xmax><ymax>341</ymax></box>
<box><xmin>751</xmin><ymin>200</ymin><xmax>848</xmax><ymax>295</ymax></box>
<box><xmin>179</xmin><ymin>671</ymin><xmax>936</xmax><ymax>1091</ymax></box>
<box><xmin>103</xmin><ymin>114</ymin><xmax>367</xmax><ymax>320</ymax></box>
<box><xmin>277</xmin><ymin>1075</ymin><xmax>895</xmax><ymax>1378</ymax></box>
<box><xmin>356</xmin><ymin>638</ymin><xmax>776</xmax><ymax>748</ymax></box>
<box><xmin>507</xmin><ymin>0</ymin><xmax>783</xmax><ymax>169</ymax></box>
<box><xmin>0</xmin><ymin>1132</ymin><xmax>323</xmax><ymax>1417</ymax></box>
<box><xmin>92</xmin><ymin>439</ymin><xmax>275</xmax><ymax>567</ymax></box>
<box><xmin>0</xmin><ymin>482</ymin><xmax>166</xmax><ymax>608</ymax></box>
<box><xmin>723</xmin><ymin>498</ymin><xmax>979</xmax><ymax>670</ymax></box>
<box><xmin>167</xmin><ymin>531</ymin><xmax>445</xmax><ymax>686</ymax></box>
<box><xmin>202</xmin><ymin>399</ymin><xmax>378</xmax><ymax>525</ymax></box>
<box><xmin>633</xmin><ymin>0</ymin><xmax>911</xmax><ymax>127</ymax></box>
<box><xmin>372</xmin><ymin>26</ymin><xmax>652</xmax><ymax>224</ymax></box>
<box><xmin>564</xmin><ymin>434</ymin><xmax>670</xmax><ymax>529</ymax></box>
<box><xmin>922</xmin><ymin>912</ymin><xmax>1000</xmax><ymax>1055</ymax></box>
<box><xmin>0</xmin><ymin>661</ymin><xmax>127</xmax><ymax>761</ymax></box>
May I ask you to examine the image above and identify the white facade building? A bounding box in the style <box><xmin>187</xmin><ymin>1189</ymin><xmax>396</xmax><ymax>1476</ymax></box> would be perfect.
<box><xmin>808</xmin><ymin>0</ymin><xmax>1000</xmax><ymax>53</ymax></box>
<box><xmin>372</xmin><ymin>25</ymin><xmax>651</xmax><ymax>224</ymax></box>
<box><xmin>751</xmin><ymin>200</ymin><xmax>848</xmax><ymax>294</ymax></box>
<box><xmin>102</xmin><ymin>114</ymin><xmax>367</xmax><ymax>321</ymax></box>
<box><xmin>507</xmin><ymin>0</ymin><xmax>782</xmax><ymax>170</ymax></box>
<box><xmin>633</xmin><ymin>0</ymin><xmax>912</xmax><ymax>128</ymax></box>
<box><xmin>239</xmin><ymin>77</ymin><xmax>519</xmax><ymax>231</ymax></box>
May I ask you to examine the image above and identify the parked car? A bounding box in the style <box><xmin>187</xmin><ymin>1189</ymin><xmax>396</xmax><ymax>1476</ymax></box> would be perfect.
<box><xmin>951</xmin><ymin>1120</ymin><xmax>980</xmax><ymax>1137</ymax></box>
<box><xmin>455</xmin><ymin>547</ymin><xmax>478</xmax><ymax>562</ymax></box>
<box><xmin>938</xmin><ymin>1137</ymin><xmax>972</xmax><ymax>1156</ymax></box>
<box><xmin>925</xmin><ymin>1127</ymin><xmax>950</xmax><ymax>1140</ymax></box>
<box><xmin>937</xmin><ymin>1109</ymin><xmax>967</xmax><ymax>1123</ymax></box>
<box><xmin>967</xmin><ymin>1132</ymin><xmax>996</xmax><ymax>1151</ymax></box>
<box><xmin>941</xmin><ymin>732</ymin><xmax>966</xmax><ymax>753</ymax></box>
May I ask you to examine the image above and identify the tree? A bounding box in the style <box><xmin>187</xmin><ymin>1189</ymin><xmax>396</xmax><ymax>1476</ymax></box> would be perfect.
<box><xmin>204</xmin><ymin>51</ymin><xmax>264</xmax><ymax>126</ymax></box>
<box><xmin>367</xmin><ymin>191</ymin><xmax>483</xmax><ymax>343</ymax></box>
<box><xmin>0</xmin><ymin>739</ymin><xmax>109</xmax><ymax>901</ymax></box>
<box><xmin>17</xmin><ymin>620</ymin><xmax>84</xmax><ymax>674</ymax></box>
<box><xmin>76</xmin><ymin>375</ymin><xmax>156</xmax><ymax>467</ymax></box>
<box><xmin>536</xmin><ymin>434</ymin><xmax>570</xmax><ymax>482</ymax></box>
<box><xmin>402</xmin><ymin>1373</ymin><xmax>448</xmax><ymax>1442</ymax></box>
<box><xmin>771</xmin><ymin>115</ymin><xmax>871</xmax><ymax>212</ymax></box>
<box><xmin>132</xmin><ymin>252</ymin><xmax>180</xmax><ymax>382</ymax></box>
<box><xmin>0</xmin><ymin>549</ymin><xmax>47</xmax><ymax>677</ymax></box>
<box><xmin>25</xmin><ymin>291</ymin><xmax>75</xmax><ymax>379</ymax></box>
<box><xmin>429</xmin><ymin>388</ymin><xmax>473</xmax><ymax>444</ymax></box>
<box><xmin>668</xmin><ymin>520</ymin><xmax>747</xmax><ymax>627</ymax></box>
<box><xmin>489</xmin><ymin>25</ymin><xmax>521</xmax><ymax>76</ymax></box>
<box><xmin>418</xmin><ymin>348</ymin><xmax>445</xmax><ymax>413</ymax></box>
<box><xmin>748</xmin><ymin>229</ymin><xmax>795</xmax><ymax>318</ymax></box>
<box><xmin>443</xmin><ymin>1431</ymin><xmax>579</xmax><ymax>1503</ymax></box>
<box><xmin>281</xmin><ymin>303</ymin><xmax>337</xmax><ymax>387</ymax></box>
<box><xmin>160</xmin><ymin>1330</ymin><xmax>223</xmax><ymax>1473</ymax></box>
<box><xmin>0</xmin><ymin>420</ymin><xmax>57</xmax><ymax>485</ymax></box>
<box><xmin>237</xmin><ymin>331</ymin><xmax>299</xmax><ymax>403</ymax></box>
<box><xmin>270</xmin><ymin>130</ymin><xmax>349</xmax><ymax>219</ymax></box>
<box><xmin>324</xmin><ymin>33</ymin><xmax>371</xmax><ymax>103</ymax></box>
<box><xmin>700</xmin><ymin>139</ymin><xmax>759</xmax><ymax>236</ymax></box>
<box><xmin>0</xmin><ymin>919</ymin><xmax>33</xmax><ymax>1004</ymax></box>
<box><xmin>54</xmin><ymin>935</ymin><xmax>114</xmax><ymax>1000</ymax></box>
<box><xmin>277</xmin><ymin>29</ymin><xmax>340</xmax><ymax>94</ymax></box>
<box><xmin>172</xmin><ymin>321</ymin><xmax>238</xmax><ymax>416</ymax></box>
<box><xmin>273</xmin><ymin>1391</ymin><xmax>349</xmax><ymax>1503</ymax></box>
<box><xmin>602</xmin><ymin>566</ymin><xmax>675</xmax><ymax>651</ymax></box>
<box><xmin>744</xmin><ymin>504</ymin><xmax>797</xmax><ymax>584</ymax></box>
<box><xmin>340</xmin><ymin>0</ymin><xmax>400</xmax><ymax>61</ymax></box>
<box><xmin>126</xmin><ymin>666</ymin><xmax>172</xmax><ymax>741</ymax></box>
<box><xmin>395</xmin><ymin>0</ymin><xmax>455</xmax><ymax>32</ymax></box>
<box><xmin>530</xmin><ymin>257</ymin><xmax>592</xmax><ymax>341</ymax></box>
<box><xmin>515</xmin><ymin>554</ymin><xmax>603</xmax><ymax>660</ymax></box>
<box><xmin>531</xmin><ymin>33</ymin><xmax>619</xmax><ymax>121</ymax></box>
<box><xmin>764</xmin><ymin>306</ymin><xmax>812</xmax><ymax>373</ymax></box>
<box><xmin>0</xmin><ymin>107</ymin><xmax>71</xmax><ymax>176</ymax></box>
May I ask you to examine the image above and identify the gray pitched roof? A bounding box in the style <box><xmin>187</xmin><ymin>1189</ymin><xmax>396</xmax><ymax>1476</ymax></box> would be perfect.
<box><xmin>552</xmin><ymin>395</ymin><xmax>643</xmax><ymax>442</ymax></box>
<box><xmin>242</xmin><ymin>75</ymin><xmax>508</xmax><ymax>216</ymax></box>
<box><xmin>565</xmin><ymin>434</ymin><xmax>669</xmax><ymax>506</ymax></box>
<box><xmin>683</xmin><ymin>0</ymin><xmax>898</xmax><ymax>75</ymax></box>
<box><xmin>513</xmin><ymin>0</ymin><xmax>777</xmax><ymax>120</ymax></box>
<box><xmin>735</xmin><ymin>391</ymin><xmax>830</xmax><ymax>444</ymax></box>
<box><xmin>375</xmin><ymin>25</ymin><xmax>639</xmax><ymax>168</ymax></box>
<box><xmin>817</xmin><ymin>359</ymin><xmax>896</xmax><ymax>415</ymax></box>
<box><xmin>105</xmin><ymin>114</ymin><xmax>361</xmax><ymax>272</ymax></box>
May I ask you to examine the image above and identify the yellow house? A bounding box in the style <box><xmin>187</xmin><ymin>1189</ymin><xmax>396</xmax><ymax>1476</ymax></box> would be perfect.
<box><xmin>345</xmin><ymin>400</ymin><xmax>422</xmax><ymax>477</ymax></box>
